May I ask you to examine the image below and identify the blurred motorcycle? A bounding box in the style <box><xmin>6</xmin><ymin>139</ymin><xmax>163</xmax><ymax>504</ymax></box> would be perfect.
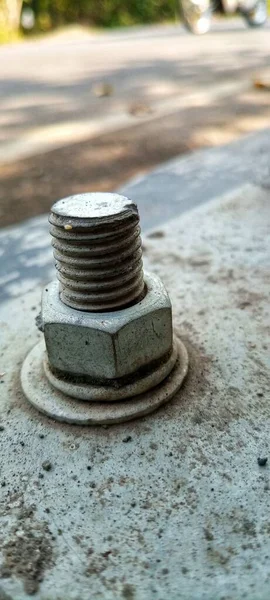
<box><xmin>180</xmin><ymin>0</ymin><xmax>267</xmax><ymax>33</ymax></box>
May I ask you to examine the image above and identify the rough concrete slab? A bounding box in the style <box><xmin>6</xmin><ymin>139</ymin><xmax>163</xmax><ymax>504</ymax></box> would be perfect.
<box><xmin>0</xmin><ymin>183</ymin><xmax>269</xmax><ymax>599</ymax></box>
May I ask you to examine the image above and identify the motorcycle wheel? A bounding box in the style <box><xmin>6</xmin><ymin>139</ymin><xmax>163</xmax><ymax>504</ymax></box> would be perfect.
<box><xmin>241</xmin><ymin>0</ymin><xmax>267</xmax><ymax>26</ymax></box>
<box><xmin>180</xmin><ymin>0</ymin><xmax>212</xmax><ymax>33</ymax></box>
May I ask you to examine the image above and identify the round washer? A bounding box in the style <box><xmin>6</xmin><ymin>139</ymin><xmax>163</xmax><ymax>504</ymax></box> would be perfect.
<box><xmin>21</xmin><ymin>338</ymin><xmax>188</xmax><ymax>425</ymax></box>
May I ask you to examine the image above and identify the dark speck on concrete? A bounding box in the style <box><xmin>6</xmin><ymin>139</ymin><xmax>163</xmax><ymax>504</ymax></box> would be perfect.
<box><xmin>35</xmin><ymin>313</ymin><xmax>44</xmax><ymax>332</ymax></box>
<box><xmin>204</xmin><ymin>527</ymin><xmax>214</xmax><ymax>541</ymax></box>
<box><xmin>122</xmin><ymin>583</ymin><xmax>135</xmax><ymax>599</ymax></box>
<box><xmin>0</xmin><ymin>425</ymin><xmax>5</xmax><ymax>431</ymax></box>
<box><xmin>42</xmin><ymin>461</ymin><xmax>52</xmax><ymax>472</ymax></box>
<box><xmin>123</xmin><ymin>436</ymin><xmax>132</xmax><ymax>443</ymax></box>
<box><xmin>39</xmin><ymin>434</ymin><xmax>45</xmax><ymax>439</ymax></box>
<box><xmin>258</xmin><ymin>457</ymin><xmax>268</xmax><ymax>467</ymax></box>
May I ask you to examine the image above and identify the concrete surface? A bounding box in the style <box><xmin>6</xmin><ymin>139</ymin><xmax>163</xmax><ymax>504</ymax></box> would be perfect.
<box><xmin>0</xmin><ymin>181</ymin><xmax>269</xmax><ymax>599</ymax></box>
<box><xmin>0</xmin><ymin>19</ymin><xmax>269</xmax><ymax>162</ymax></box>
<box><xmin>0</xmin><ymin>128</ymin><xmax>270</xmax><ymax>305</ymax></box>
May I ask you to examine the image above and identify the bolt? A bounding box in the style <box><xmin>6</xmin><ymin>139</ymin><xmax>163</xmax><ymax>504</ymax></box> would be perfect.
<box><xmin>21</xmin><ymin>192</ymin><xmax>189</xmax><ymax>425</ymax></box>
<box><xmin>49</xmin><ymin>193</ymin><xmax>145</xmax><ymax>312</ymax></box>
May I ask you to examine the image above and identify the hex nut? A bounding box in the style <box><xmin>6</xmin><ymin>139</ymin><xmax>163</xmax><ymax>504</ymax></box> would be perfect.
<box><xmin>42</xmin><ymin>272</ymin><xmax>173</xmax><ymax>382</ymax></box>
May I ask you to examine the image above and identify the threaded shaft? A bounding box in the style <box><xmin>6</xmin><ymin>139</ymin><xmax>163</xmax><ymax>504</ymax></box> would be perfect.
<box><xmin>49</xmin><ymin>193</ymin><xmax>145</xmax><ymax>312</ymax></box>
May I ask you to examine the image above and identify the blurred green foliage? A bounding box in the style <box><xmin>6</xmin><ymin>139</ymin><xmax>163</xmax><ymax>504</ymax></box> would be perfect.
<box><xmin>25</xmin><ymin>0</ymin><xmax>177</xmax><ymax>31</ymax></box>
<box><xmin>2</xmin><ymin>0</ymin><xmax>269</xmax><ymax>39</ymax></box>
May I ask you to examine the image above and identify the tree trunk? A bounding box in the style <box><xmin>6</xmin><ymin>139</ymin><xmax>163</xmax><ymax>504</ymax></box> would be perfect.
<box><xmin>0</xmin><ymin>0</ymin><xmax>23</xmax><ymax>32</ymax></box>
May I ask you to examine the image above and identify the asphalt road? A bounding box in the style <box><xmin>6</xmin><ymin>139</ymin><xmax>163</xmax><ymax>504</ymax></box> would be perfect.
<box><xmin>1</xmin><ymin>18</ymin><xmax>270</xmax><ymax>230</ymax></box>
<box><xmin>0</xmin><ymin>18</ymin><xmax>270</xmax><ymax>161</ymax></box>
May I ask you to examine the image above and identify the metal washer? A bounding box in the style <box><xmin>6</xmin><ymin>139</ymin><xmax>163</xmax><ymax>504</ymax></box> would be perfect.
<box><xmin>21</xmin><ymin>338</ymin><xmax>188</xmax><ymax>425</ymax></box>
<box><xmin>43</xmin><ymin>341</ymin><xmax>179</xmax><ymax>402</ymax></box>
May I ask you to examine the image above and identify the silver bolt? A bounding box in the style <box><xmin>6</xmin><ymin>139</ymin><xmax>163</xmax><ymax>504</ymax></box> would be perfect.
<box><xmin>49</xmin><ymin>193</ymin><xmax>145</xmax><ymax>312</ymax></box>
<box><xmin>21</xmin><ymin>192</ymin><xmax>188</xmax><ymax>425</ymax></box>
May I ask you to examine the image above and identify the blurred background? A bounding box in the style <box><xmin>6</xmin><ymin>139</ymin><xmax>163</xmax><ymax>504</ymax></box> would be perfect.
<box><xmin>0</xmin><ymin>0</ymin><xmax>269</xmax><ymax>229</ymax></box>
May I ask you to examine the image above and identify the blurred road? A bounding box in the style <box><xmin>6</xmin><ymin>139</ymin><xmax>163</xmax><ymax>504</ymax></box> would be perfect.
<box><xmin>1</xmin><ymin>18</ymin><xmax>270</xmax><ymax>228</ymax></box>
<box><xmin>0</xmin><ymin>19</ymin><xmax>270</xmax><ymax>162</ymax></box>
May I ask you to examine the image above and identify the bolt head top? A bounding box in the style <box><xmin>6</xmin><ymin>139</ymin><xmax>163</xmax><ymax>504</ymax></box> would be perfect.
<box><xmin>51</xmin><ymin>193</ymin><xmax>138</xmax><ymax>224</ymax></box>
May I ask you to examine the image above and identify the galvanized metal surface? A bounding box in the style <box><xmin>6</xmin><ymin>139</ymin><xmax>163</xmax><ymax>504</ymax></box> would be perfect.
<box><xmin>25</xmin><ymin>192</ymin><xmax>184</xmax><ymax>422</ymax></box>
<box><xmin>21</xmin><ymin>338</ymin><xmax>187</xmax><ymax>425</ymax></box>
<box><xmin>22</xmin><ymin>271</ymin><xmax>186</xmax><ymax>424</ymax></box>
<box><xmin>0</xmin><ymin>183</ymin><xmax>269</xmax><ymax>599</ymax></box>
<box><xmin>41</xmin><ymin>273</ymin><xmax>172</xmax><ymax>382</ymax></box>
<box><xmin>49</xmin><ymin>193</ymin><xmax>144</xmax><ymax>312</ymax></box>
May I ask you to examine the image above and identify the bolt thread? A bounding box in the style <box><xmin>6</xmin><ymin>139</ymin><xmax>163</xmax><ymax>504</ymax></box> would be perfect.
<box><xmin>49</xmin><ymin>194</ymin><xmax>145</xmax><ymax>312</ymax></box>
